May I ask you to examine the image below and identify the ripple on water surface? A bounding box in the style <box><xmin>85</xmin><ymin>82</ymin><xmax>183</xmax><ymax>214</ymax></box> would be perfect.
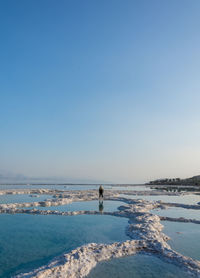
<box><xmin>162</xmin><ymin>221</ymin><xmax>200</xmax><ymax>261</ymax></box>
<box><xmin>86</xmin><ymin>254</ymin><xmax>190</xmax><ymax>278</ymax></box>
<box><xmin>0</xmin><ymin>214</ymin><xmax>129</xmax><ymax>277</ymax></box>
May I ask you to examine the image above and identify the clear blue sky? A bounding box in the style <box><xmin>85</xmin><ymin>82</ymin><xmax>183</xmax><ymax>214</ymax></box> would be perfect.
<box><xmin>1</xmin><ymin>0</ymin><xmax>200</xmax><ymax>183</ymax></box>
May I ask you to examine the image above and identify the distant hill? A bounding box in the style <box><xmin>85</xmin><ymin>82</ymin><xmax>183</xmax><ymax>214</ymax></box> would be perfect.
<box><xmin>146</xmin><ymin>175</ymin><xmax>200</xmax><ymax>186</ymax></box>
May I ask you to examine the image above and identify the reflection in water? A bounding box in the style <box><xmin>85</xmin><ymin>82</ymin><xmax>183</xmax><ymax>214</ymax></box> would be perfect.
<box><xmin>99</xmin><ymin>201</ymin><xmax>104</xmax><ymax>213</ymax></box>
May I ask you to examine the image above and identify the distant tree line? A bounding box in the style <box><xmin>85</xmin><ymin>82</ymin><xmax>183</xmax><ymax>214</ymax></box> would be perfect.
<box><xmin>146</xmin><ymin>176</ymin><xmax>200</xmax><ymax>186</ymax></box>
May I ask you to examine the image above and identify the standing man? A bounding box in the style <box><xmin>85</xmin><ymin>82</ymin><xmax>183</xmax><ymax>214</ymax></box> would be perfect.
<box><xmin>99</xmin><ymin>185</ymin><xmax>104</xmax><ymax>199</ymax></box>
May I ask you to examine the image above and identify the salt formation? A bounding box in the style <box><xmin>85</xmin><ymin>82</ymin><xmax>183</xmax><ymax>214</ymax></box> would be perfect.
<box><xmin>0</xmin><ymin>188</ymin><xmax>199</xmax><ymax>277</ymax></box>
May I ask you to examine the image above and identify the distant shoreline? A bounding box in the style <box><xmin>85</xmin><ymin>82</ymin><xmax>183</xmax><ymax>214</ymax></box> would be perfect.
<box><xmin>0</xmin><ymin>183</ymin><xmax>145</xmax><ymax>186</ymax></box>
<box><xmin>146</xmin><ymin>175</ymin><xmax>200</xmax><ymax>187</ymax></box>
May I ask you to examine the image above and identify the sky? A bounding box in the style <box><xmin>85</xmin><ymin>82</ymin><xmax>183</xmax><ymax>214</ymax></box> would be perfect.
<box><xmin>1</xmin><ymin>0</ymin><xmax>200</xmax><ymax>183</ymax></box>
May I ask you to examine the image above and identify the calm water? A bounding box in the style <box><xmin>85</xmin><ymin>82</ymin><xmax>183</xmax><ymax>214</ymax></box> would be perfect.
<box><xmin>0</xmin><ymin>184</ymin><xmax>151</xmax><ymax>191</ymax></box>
<box><xmin>109</xmin><ymin>185</ymin><xmax>152</xmax><ymax>191</ymax></box>
<box><xmin>0</xmin><ymin>184</ymin><xmax>101</xmax><ymax>190</ymax></box>
<box><xmin>162</xmin><ymin>221</ymin><xmax>200</xmax><ymax>261</ymax></box>
<box><xmin>152</xmin><ymin>207</ymin><xmax>200</xmax><ymax>220</ymax></box>
<box><xmin>0</xmin><ymin>194</ymin><xmax>51</xmax><ymax>204</ymax></box>
<box><xmin>87</xmin><ymin>254</ymin><xmax>190</xmax><ymax>278</ymax></box>
<box><xmin>28</xmin><ymin>200</ymin><xmax>125</xmax><ymax>212</ymax></box>
<box><xmin>0</xmin><ymin>214</ymin><xmax>129</xmax><ymax>277</ymax></box>
<box><xmin>0</xmin><ymin>187</ymin><xmax>199</xmax><ymax>277</ymax></box>
<box><xmin>120</xmin><ymin>194</ymin><xmax>200</xmax><ymax>205</ymax></box>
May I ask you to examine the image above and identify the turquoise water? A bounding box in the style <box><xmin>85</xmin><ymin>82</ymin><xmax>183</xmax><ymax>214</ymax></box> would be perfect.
<box><xmin>152</xmin><ymin>207</ymin><xmax>200</xmax><ymax>220</ymax></box>
<box><xmin>30</xmin><ymin>200</ymin><xmax>125</xmax><ymax>212</ymax></box>
<box><xmin>120</xmin><ymin>194</ymin><xmax>200</xmax><ymax>205</ymax></box>
<box><xmin>0</xmin><ymin>214</ymin><xmax>129</xmax><ymax>277</ymax></box>
<box><xmin>87</xmin><ymin>254</ymin><xmax>190</xmax><ymax>278</ymax></box>
<box><xmin>162</xmin><ymin>221</ymin><xmax>200</xmax><ymax>261</ymax></box>
<box><xmin>0</xmin><ymin>194</ymin><xmax>51</xmax><ymax>204</ymax></box>
<box><xmin>0</xmin><ymin>190</ymin><xmax>199</xmax><ymax>277</ymax></box>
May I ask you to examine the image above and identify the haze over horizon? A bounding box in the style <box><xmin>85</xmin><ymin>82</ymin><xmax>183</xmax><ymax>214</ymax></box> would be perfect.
<box><xmin>1</xmin><ymin>169</ymin><xmax>200</xmax><ymax>185</ymax></box>
<box><xmin>1</xmin><ymin>0</ymin><xmax>200</xmax><ymax>183</ymax></box>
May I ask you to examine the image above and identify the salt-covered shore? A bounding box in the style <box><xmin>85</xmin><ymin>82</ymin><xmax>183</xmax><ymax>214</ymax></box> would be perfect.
<box><xmin>0</xmin><ymin>188</ymin><xmax>199</xmax><ymax>277</ymax></box>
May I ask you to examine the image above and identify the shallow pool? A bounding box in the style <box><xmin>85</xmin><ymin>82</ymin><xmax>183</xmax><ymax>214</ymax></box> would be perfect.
<box><xmin>120</xmin><ymin>194</ymin><xmax>200</xmax><ymax>205</ymax></box>
<box><xmin>152</xmin><ymin>207</ymin><xmax>200</xmax><ymax>220</ymax></box>
<box><xmin>162</xmin><ymin>221</ymin><xmax>200</xmax><ymax>261</ymax></box>
<box><xmin>87</xmin><ymin>253</ymin><xmax>190</xmax><ymax>278</ymax></box>
<box><xmin>0</xmin><ymin>214</ymin><xmax>129</xmax><ymax>277</ymax></box>
<box><xmin>0</xmin><ymin>194</ymin><xmax>51</xmax><ymax>204</ymax></box>
<box><xmin>31</xmin><ymin>200</ymin><xmax>125</xmax><ymax>212</ymax></box>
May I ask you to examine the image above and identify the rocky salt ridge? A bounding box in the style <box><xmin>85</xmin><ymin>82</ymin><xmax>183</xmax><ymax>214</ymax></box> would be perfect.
<box><xmin>0</xmin><ymin>190</ymin><xmax>199</xmax><ymax>277</ymax></box>
<box><xmin>14</xmin><ymin>240</ymin><xmax>200</xmax><ymax>278</ymax></box>
<box><xmin>0</xmin><ymin>189</ymin><xmax>58</xmax><ymax>195</ymax></box>
<box><xmin>15</xmin><ymin>240</ymin><xmax>147</xmax><ymax>278</ymax></box>
<box><xmin>159</xmin><ymin>216</ymin><xmax>200</xmax><ymax>224</ymax></box>
<box><xmin>160</xmin><ymin>202</ymin><xmax>200</xmax><ymax>210</ymax></box>
<box><xmin>0</xmin><ymin>188</ymin><xmax>193</xmax><ymax>197</ymax></box>
<box><xmin>5</xmin><ymin>197</ymin><xmax>199</xmax><ymax>277</ymax></box>
<box><xmin>0</xmin><ymin>193</ymin><xmax>199</xmax><ymax>212</ymax></box>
